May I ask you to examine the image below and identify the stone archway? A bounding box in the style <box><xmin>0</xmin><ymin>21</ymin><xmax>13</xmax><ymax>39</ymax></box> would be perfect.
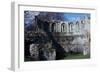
<box><xmin>51</xmin><ymin>23</ymin><xmax>56</xmax><ymax>32</ymax></box>
<box><xmin>61</xmin><ymin>23</ymin><xmax>65</xmax><ymax>32</ymax></box>
<box><xmin>76</xmin><ymin>21</ymin><xmax>80</xmax><ymax>32</ymax></box>
<box><xmin>68</xmin><ymin>22</ymin><xmax>73</xmax><ymax>33</ymax></box>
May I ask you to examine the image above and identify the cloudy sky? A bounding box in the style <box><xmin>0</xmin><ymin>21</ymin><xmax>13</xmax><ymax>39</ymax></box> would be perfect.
<box><xmin>24</xmin><ymin>11</ymin><xmax>90</xmax><ymax>26</ymax></box>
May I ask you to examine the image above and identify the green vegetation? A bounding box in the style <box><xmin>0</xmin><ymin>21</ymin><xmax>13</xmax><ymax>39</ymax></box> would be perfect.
<box><xmin>64</xmin><ymin>53</ymin><xmax>90</xmax><ymax>59</ymax></box>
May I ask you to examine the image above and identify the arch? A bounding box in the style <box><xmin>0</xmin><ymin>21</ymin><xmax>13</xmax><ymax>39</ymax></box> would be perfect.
<box><xmin>68</xmin><ymin>22</ymin><xmax>73</xmax><ymax>33</ymax></box>
<box><xmin>61</xmin><ymin>23</ymin><xmax>65</xmax><ymax>32</ymax></box>
<box><xmin>76</xmin><ymin>21</ymin><xmax>80</xmax><ymax>32</ymax></box>
<box><xmin>51</xmin><ymin>23</ymin><xmax>56</xmax><ymax>32</ymax></box>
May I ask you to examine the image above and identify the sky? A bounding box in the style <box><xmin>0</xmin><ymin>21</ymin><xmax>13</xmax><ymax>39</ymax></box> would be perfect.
<box><xmin>24</xmin><ymin>11</ymin><xmax>90</xmax><ymax>26</ymax></box>
<box><xmin>63</xmin><ymin>13</ymin><xmax>90</xmax><ymax>21</ymax></box>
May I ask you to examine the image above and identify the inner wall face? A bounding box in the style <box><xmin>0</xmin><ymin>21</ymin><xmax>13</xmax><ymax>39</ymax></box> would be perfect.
<box><xmin>24</xmin><ymin>11</ymin><xmax>90</xmax><ymax>62</ymax></box>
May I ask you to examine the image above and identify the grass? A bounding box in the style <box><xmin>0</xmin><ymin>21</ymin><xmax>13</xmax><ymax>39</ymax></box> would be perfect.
<box><xmin>64</xmin><ymin>53</ymin><xmax>90</xmax><ymax>60</ymax></box>
<box><xmin>25</xmin><ymin>52</ymin><xmax>90</xmax><ymax>61</ymax></box>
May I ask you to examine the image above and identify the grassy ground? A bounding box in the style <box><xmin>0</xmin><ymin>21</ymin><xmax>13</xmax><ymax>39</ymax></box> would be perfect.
<box><xmin>25</xmin><ymin>52</ymin><xmax>90</xmax><ymax>61</ymax></box>
<box><xmin>64</xmin><ymin>53</ymin><xmax>90</xmax><ymax>60</ymax></box>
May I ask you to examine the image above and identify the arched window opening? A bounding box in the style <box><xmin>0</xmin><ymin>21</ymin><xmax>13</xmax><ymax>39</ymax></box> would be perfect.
<box><xmin>76</xmin><ymin>21</ymin><xmax>80</xmax><ymax>32</ymax></box>
<box><xmin>51</xmin><ymin>23</ymin><xmax>56</xmax><ymax>32</ymax></box>
<box><xmin>61</xmin><ymin>23</ymin><xmax>65</xmax><ymax>32</ymax></box>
